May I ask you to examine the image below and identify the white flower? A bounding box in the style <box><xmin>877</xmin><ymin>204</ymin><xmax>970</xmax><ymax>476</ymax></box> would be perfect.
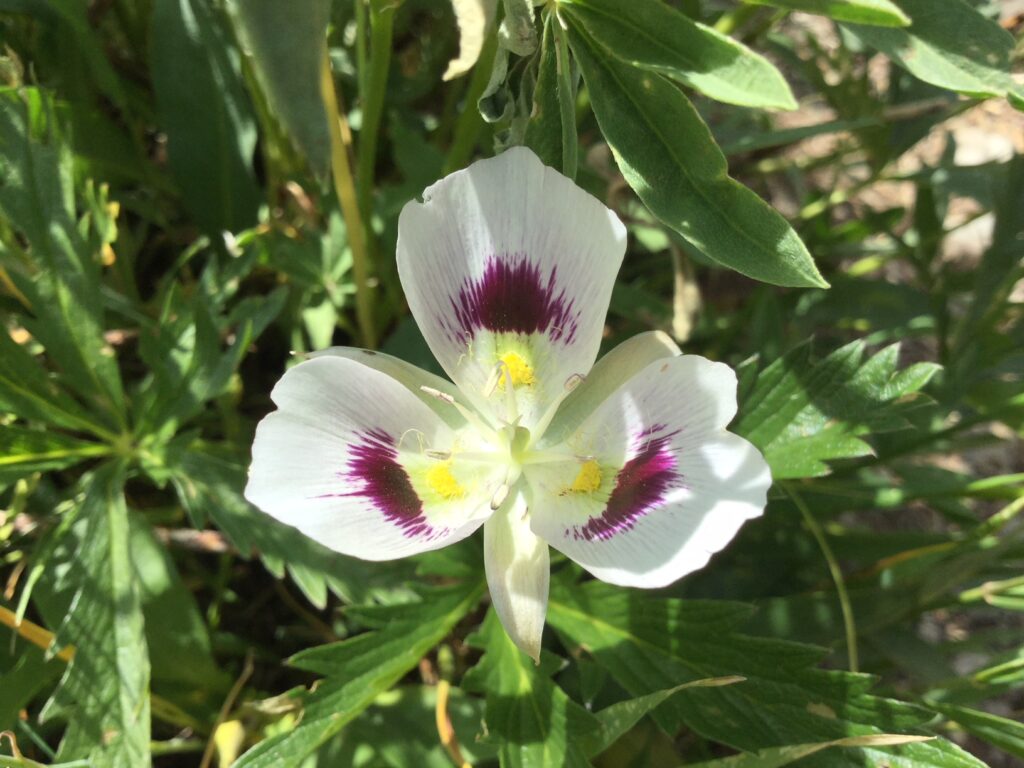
<box><xmin>245</xmin><ymin>148</ymin><xmax>771</xmax><ymax>660</ymax></box>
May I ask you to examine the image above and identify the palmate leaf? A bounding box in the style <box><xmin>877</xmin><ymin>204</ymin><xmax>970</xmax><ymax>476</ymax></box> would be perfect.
<box><xmin>462</xmin><ymin>610</ymin><xmax>600</xmax><ymax>768</ymax></box>
<box><xmin>547</xmin><ymin>581</ymin><xmax>985</xmax><ymax>768</ymax></box>
<box><xmin>734</xmin><ymin>341</ymin><xmax>940</xmax><ymax>479</ymax></box>
<box><xmin>37</xmin><ymin>463</ymin><xmax>150</xmax><ymax>768</ymax></box>
<box><xmin>0</xmin><ymin>89</ymin><xmax>125</xmax><ymax>430</ymax></box>
<box><xmin>844</xmin><ymin>0</ymin><xmax>1024</xmax><ymax>106</ymax></box>
<box><xmin>929</xmin><ymin>703</ymin><xmax>1024</xmax><ymax>759</ymax></box>
<box><xmin>559</xmin><ymin>0</ymin><xmax>797</xmax><ymax>110</ymax></box>
<box><xmin>566</xmin><ymin>21</ymin><xmax>826</xmax><ymax>289</ymax></box>
<box><xmin>0</xmin><ymin>425</ymin><xmax>107</xmax><ymax>484</ymax></box>
<box><xmin>235</xmin><ymin>580</ymin><xmax>485</xmax><ymax>768</ymax></box>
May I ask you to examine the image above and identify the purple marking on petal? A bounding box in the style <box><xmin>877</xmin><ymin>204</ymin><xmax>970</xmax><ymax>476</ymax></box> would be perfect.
<box><xmin>447</xmin><ymin>253</ymin><xmax>578</xmax><ymax>343</ymax></box>
<box><xmin>314</xmin><ymin>429</ymin><xmax>443</xmax><ymax>541</ymax></box>
<box><xmin>569</xmin><ymin>426</ymin><xmax>680</xmax><ymax>542</ymax></box>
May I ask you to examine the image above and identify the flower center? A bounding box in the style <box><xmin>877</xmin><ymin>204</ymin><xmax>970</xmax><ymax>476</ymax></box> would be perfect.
<box><xmin>497</xmin><ymin>351</ymin><xmax>535</xmax><ymax>389</ymax></box>
<box><xmin>568</xmin><ymin>459</ymin><xmax>602</xmax><ymax>493</ymax></box>
<box><xmin>425</xmin><ymin>460</ymin><xmax>466</xmax><ymax>500</ymax></box>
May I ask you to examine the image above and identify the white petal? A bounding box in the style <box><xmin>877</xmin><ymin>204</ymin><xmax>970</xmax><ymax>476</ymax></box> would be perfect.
<box><xmin>310</xmin><ymin>346</ymin><xmax>468</xmax><ymax>429</ymax></box>
<box><xmin>397</xmin><ymin>147</ymin><xmax>627</xmax><ymax>432</ymax></box>
<box><xmin>526</xmin><ymin>355</ymin><xmax>771</xmax><ymax>588</ymax></box>
<box><xmin>245</xmin><ymin>356</ymin><xmax>501</xmax><ymax>561</ymax></box>
<box><xmin>484</xmin><ymin>486</ymin><xmax>549</xmax><ymax>662</ymax></box>
<box><xmin>540</xmin><ymin>330</ymin><xmax>681</xmax><ymax>446</ymax></box>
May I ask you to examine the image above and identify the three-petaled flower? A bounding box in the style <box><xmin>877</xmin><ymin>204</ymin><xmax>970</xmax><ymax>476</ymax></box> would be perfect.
<box><xmin>246</xmin><ymin>148</ymin><xmax>771</xmax><ymax>660</ymax></box>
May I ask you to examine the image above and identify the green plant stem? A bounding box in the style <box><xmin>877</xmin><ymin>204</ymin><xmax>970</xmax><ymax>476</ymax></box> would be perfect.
<box><xmin>959</xmin><ymin>574</ymin><xmax>1024</xmax><ymax>605</ymax></box>
<box><xmin>356</xmin><ymin>2</ymin><xmax>395</xmax><ymax>224</ymax></box>
<box><xmin>444</xmin><ymin>30</ymin><xmax>497</xmax><ymax>174</ymax></box>
<box><xmin>784</xmin><ymin>482</ymin><xmax>859</xmax><ymax>673</ymax></box>
<box><xmin>321</xmin><ymin>51</ymin><xmax>377</xmax><ymax>348</ymax></box>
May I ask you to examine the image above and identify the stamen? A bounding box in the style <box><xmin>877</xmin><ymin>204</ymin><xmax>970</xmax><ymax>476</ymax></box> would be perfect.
<box><xmin>425</xmin><ymin>449</ymin><xmax>451</xmax><ymax>460</ymax></box>
<box><xmin>528</xmin><ymin>371</ymin><xmax>585</xmax><ymax>446</ymax></box>
<box><xmin>490</xmin><ymin>483</ymin><xmax>510</xmax><ymax>510</ymax></box>
<box><xmin>419</xmin><ymin>385</ymin><xmax>499</xmax><ymax>442</ymax></box>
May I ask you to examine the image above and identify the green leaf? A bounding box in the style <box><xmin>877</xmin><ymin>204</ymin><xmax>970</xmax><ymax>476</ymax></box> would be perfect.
<box><xmin>0</xmin><ymin>643</ymin><xmax>63</xmax><ymax>730</ymax></box>
<box><xmin>580</xmin><ymin>677</ymin><xmax>746</xmax><ymax>758</ymax></box>
<box><xmin>235</xmin><ymin>580</ymin><xmax>484</xmax><ymax>767</ymax></box>
<box><xmin>523</xmin><ymin>18</ymin><xmax>564</xmax><ymax>171</ymax></box>
<box><xmin>567</xmin><ymin>23</ymin><xmax>826</xmax><ymax>289</ymax></box>
<box><xmin>929</xmin><ymin>703</ymin><xmax>1024</xmax><ymax>759</ymax></box>
<box><xmin>128</xmin><ymin>515</ymin><xmax>231</xmax><ymax>722</ymax></box>
<box><xmin>844</xmin><ymin>0</ymin><xmax>1024</xmax><ymax>103</ymax></box>
<box><xmin>548</xmin><ymin>581</ymin><xmax>985</xmax><ymax>767</ymax></box>
<box><xmin>463</xmin><ymin>609</ymin><xmax>600</xmax><ymax>768</ymax></box>
<box><xmin>229</xmin><ymin>0</ymin><xmax>332</xmax><ymax>176</ymax></box>
<box><xmin>741</xmin><ymin>0</ymin><xmax>910</xmax><ymax>27</ymax></box>
<box><xmin>150</xmin><ymin>0</ymin><xmax>261</xmax><ymax>234</ymax></box>
<box><xmin>38</xmin><ymin>463</ymin><xmax>151</xmax><ymax>768</ymax></box>
<box><xmin>0</xmin><ymin>426</ymin><xmax>107</xmax><ymax>483</ymax></box>
<box><xmin>0</xmin><ymin>333</ymin><xmax>108</xmax><ymax>437</ymax></box>
<box><xmin>0</xmin><ymin>89</ymin><xmax>126</xmax><ymax>428</ymax></box>
<box><xmin>560</xmin><ymin>0</ymin><xmax>797</xmax><ymax>110</ymax></box>
<box><xmin>687</xmin><ymin>734</ymin><xmax>936</xmax><ymax>767</ymax></box>
<box><xmin>735</xmin><ymin>341</ymin><xmax>940</xmax><ymax>478</ymax></box>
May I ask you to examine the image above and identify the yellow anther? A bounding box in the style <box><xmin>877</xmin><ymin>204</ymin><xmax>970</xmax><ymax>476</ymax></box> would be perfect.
<box><xmin>426</xmin><ymin>461</ymin><xmax>466</xmax><ymax>500</ymax></box>
<box><xmin>497</xmin><ymin>351</ymin><xmax>535</xmax><ymax>389</ymax></box>
<box><xmin>568</xmin><ymin>459</ymin><xmax>603</xmax><ymax>494</ymax></box>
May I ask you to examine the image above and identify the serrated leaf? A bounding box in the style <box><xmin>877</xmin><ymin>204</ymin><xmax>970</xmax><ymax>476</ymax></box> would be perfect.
<box><xmin>741</xmin><ymin>0</ymin><xmax>910</xmax><ymax>27</ymax></box>
<box><xmin>735</xmin><ymin>341</ymin><xmax>940</xmax><ymax>478</ymax></box>
<box><xmin>0</xmin><ymin>426</ymin><xmax>107</xmax><ymax>483</ymax></box>
<box><xmin>235</xmin><ymin>580</ymin><xmax>484</xmax><ymax>768</ymax></box>
<box><xmin>580</xmin><ymin>677</ymin><xmax>746</xmax><ymax>758</ymax></box>
<box><xmin>463</xmin><ymin>609</ymin><xmax>600</xmax><ymax>768</ymax></box>
<box><xmin>567</xmin><ymin>23</ymin><xmax>826</xmax><ymax>289</ymax></box>
<box><xmin>229</xmin><ymin>0</ymin><xmax>333</xmax><ymax>175</ymax></box>
<box><xmin>560</xmin><ymin>0</ymin><xmax>797</xmax><ymax>110</ymax></box>
<box><xmin>151</xmin><ymin>0</ymin><xmax>261</xmax><ymax>234</ymax></box>
<box><xmin>844</xmin><ymin>0</ymin><xmax>1024</xmax><ymax>103</ymax></box>
<box><xmin>547</xmin><ymin>581</ymin><xmax>985</xmax><ymax>767</ymax></box>
<box><xmin>38</xmin><ymin>463</ymin><xmax>151</xmax><ymax>768</ymax></box>
<box><xmin>0</xmin><ymin>332</ymin><xmax>104</xmax><ymax>435</ymax></box>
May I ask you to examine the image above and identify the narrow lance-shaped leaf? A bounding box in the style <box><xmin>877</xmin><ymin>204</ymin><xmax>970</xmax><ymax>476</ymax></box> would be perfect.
<box><xmin>741</xmin><ymin>0</ymin><xmax>910</xmax><ymax>27</ymax></box>
<box><xmin>844</xmin><ymin>0</ymin><xmax>1024</xmax><ymax>106</ymax></box>
<box><xmin>0</xmin><ymin>426</ymin><xmax>108</xmax><ymax>484</ymax></box>
<box><xmin>151</xmin><ymin>0</ymin><xmax>261</xmax><ymax>233</ymax></box>
<box><xmin>559</xmin><ymin>0</ymin><xmax>797</xmax><ymax>110</ymax></box>
<box><xmin>567</xmin><ymin>21</ymin><xmax>827</xmax><ymax>288</ymax></box>
<box><xmin>229</xmin><ymin>0</ymin><xmax>333</xmax><ymax>175</ymax></box>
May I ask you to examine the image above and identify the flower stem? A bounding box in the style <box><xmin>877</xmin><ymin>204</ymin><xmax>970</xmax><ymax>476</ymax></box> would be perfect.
<box><xmin>321</xmin><ymin>50</ymin><xmax>377</xmax><ymax>348</ymax></box>
<box><xmin>784</xmin><ymin>482</ymin><xmax>859</xmax><ymax>673</ymax></box>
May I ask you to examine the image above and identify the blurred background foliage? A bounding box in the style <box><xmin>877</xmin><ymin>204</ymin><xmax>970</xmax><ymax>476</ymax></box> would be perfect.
<box><xmin>0</xmin><ymin>0</ymin><xmax>1022</xmax><ymax>766</ymax></box>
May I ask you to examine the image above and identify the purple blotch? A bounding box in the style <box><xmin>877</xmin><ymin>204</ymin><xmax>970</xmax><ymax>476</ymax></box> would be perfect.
<box><xmin>447</xmin><ymin>253</ymin><xmax>578</xmax><ymax>343</ymax></box>
<box><xmin>569</xmin><ymin>425</ymin><xmax>679</xmax><ymax>542</ymax></box>
<box><xmin>314</xmin><ymin>429</ymin><xmax>440</xmax><ymax>540</ymax></box>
